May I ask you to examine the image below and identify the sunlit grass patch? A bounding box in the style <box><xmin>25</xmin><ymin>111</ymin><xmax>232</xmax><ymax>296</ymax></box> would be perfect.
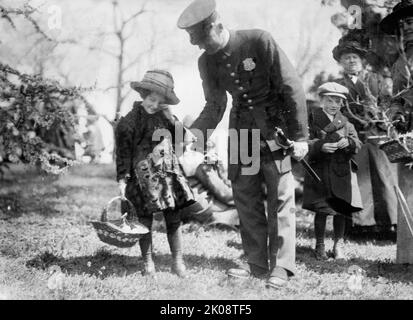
<box><xmin>1</xmin><ymin>164</ymin><xmax>413</xmax><ymax>299</ymax></box>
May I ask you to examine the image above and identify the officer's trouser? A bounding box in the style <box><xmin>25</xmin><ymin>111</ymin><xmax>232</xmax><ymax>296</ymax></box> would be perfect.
<box><xmin>232</xmin><ymin>160</ymin><xmax>296</xmax><ymax>275</ymax></box>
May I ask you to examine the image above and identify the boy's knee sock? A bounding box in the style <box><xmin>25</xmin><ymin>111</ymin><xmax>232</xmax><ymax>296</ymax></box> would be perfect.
<box><xmin>314</xmin><ymin>213</ymin><xmax>327</xmax><ymax>245</ymax></box>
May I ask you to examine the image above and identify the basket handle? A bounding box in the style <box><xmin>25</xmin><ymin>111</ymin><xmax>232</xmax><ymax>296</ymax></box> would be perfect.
<box><xmin>101</xmin><ymin>196</ymin><xmax>135</xmax><ymax>222</ymax></box>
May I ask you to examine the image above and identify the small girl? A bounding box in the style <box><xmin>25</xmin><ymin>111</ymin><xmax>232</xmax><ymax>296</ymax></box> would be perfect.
<box><xmin>303</xmin><ymin>82</ymin><xmax>363</xmax><ymax>260</ymax></box>
<box><xmin>115</xmin><ymin>69</ymin><xmax>195</xmax><ymax>277</ymax></box>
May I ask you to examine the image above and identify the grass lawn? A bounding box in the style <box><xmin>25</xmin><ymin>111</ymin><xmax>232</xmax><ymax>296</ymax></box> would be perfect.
<box><xmin>0</xmin><ymin>164</ymin><xmax>412</xmax><ymax>300</ymax></box>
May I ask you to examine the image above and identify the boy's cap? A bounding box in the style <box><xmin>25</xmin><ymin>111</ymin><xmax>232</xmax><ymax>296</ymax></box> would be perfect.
<box><xmin>318</xmin><ymin>82</ymin><xmax>349</xmax><ymax>100</ymax></box>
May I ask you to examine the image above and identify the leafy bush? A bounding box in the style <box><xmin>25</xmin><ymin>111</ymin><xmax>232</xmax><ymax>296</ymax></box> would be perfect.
<box><xmin>0</xmin><ymin>3</ymin><xmax>94</xmax><ymax>176</ymax></box>
<box><xmin>0</xmin><ymin>62</ymin><xmax>90</xmax><ymax>174</ymax></box>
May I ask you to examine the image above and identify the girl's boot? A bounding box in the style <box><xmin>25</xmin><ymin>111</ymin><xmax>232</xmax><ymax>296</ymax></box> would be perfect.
<box><xmin>139</xmin><ymin>232</ymin><xmax>155</xmax><ymax>275</ymax></box>
<box><xmin>167</xmin><ymin>224</ymin><xmax>186</xmax><ymax>278</ymax></box>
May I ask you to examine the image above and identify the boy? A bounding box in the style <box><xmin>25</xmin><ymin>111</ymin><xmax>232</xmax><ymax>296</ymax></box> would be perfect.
<box><xmin>303</xmin><ymin>82</ymin><xmax>363</xmax><ymax>260</ymax></box>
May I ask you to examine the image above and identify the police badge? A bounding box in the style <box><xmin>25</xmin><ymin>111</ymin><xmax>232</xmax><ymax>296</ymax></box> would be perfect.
<box><xmin>242</xmin><ymin>58</ymin><xmax>256</xmax><ymax>71</ymax></box>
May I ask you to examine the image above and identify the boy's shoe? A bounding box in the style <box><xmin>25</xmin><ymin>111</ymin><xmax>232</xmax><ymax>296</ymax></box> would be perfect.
<box><xmin>333</xmin><ymin>240</ymin><xmax>346</xmax><ymax>260</ymax></box>
<box><xmin>314</xmin><ymin>243</ymin><xmax>328</xmax><ymax>260</ymax></box>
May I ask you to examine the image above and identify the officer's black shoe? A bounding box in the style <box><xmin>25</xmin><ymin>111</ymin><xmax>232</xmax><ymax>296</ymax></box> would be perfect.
<box><xmin>227</xmin><ymin>263</ymin><xmax>267</xmax><ymax>279</ymax></box>
<box><xmin>266</xmin><ymin>266</ymin><xmax>289</xmax><ymax>289</ymax></box>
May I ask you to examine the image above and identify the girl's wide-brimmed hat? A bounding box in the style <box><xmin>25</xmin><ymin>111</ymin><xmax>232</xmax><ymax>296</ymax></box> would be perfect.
<box><xmin>130</xmin><ymin>69</ymin><xmax>180</xmax><ymax>105</ymax></box>
<box><xmin>380</xmin><ymin>0</ymin><xmax>413</xmax><ymax>35</ymax></box>
<box><xmin>332</xmin><ymin>40</ymin><xmax>368</xmax><ymax>62</ymax></box>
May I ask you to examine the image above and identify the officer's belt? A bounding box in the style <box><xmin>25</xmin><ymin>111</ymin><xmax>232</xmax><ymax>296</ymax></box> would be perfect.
<box><xmin>233</xmin><ymin>92</ymin><xmax>278</xmax><ymax>109</ymax></box>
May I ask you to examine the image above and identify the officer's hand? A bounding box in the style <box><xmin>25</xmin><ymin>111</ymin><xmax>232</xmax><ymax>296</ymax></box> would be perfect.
<box><xmin>321</xmin><ymin>143</ymin><xmax>338</xmax><ymax>153</ymax></box>
<box><xmin>118</xmin><ymin>179</ymin><xmax>127</xmax><ymax>200</ymax></box>
<box><xmin>291</xmin><ymin>141</ymin><xmax>308</xmax><ymax>161</ymax></box>
<box><xmin>337</xmin><ymin>138</ymin><xmax>350</xmax><ymax>149</ymax></box>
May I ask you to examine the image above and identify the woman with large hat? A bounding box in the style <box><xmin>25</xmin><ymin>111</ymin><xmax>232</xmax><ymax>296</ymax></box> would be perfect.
<box><xmin>115</xmin><ymin>69</ymin><xmax>195</xmax><ymax>277</ymax></box>
<box><xmin>380</xmin><ymin>0</ymin><xmax>413</xmax><ymax>264</ymax></box>
<box><xmin>332</xmin><ymin>38</ymin><xmax>399</xmax><ymax>234</ymax></box>
<box><xmin>380</xmin><ymin>0</ymin><xmax>413</xmax><ymax>95</ymax></box>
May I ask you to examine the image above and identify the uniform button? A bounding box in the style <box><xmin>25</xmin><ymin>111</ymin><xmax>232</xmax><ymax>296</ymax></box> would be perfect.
<box><xmin>222</xmin><ymin>55</ymin><xmax>227</xmax><ymax>60</ymax></box>
<box><xmin>239</xmin><ymin>86</ymin><xmax>244</xmax><ymax>90</ymax></box>
<box><xmin>226</xmin><ymin>64</ymin><xmax>231</xmax><ymax>68</ymax></box>
<box><xmin>230</xmin><ymin>72</ymin><xmax>235</xmax><ymax>77</ymax></box>
<box><xmin>243</xmin><ymin>94</ymin><xmax>248</xmax><ymax>98</ymax></box>
<box><xmin>234</xmin><ymin>79</ymin><xmax>240</xmax><ymax>84</ymax></box>
<box><xmin>248</xmin><ymin>106</ymin><xmax>254</xmax><ymax>110</ymax></box>
<box><xmin>248</xmin><ymin>99</ymin><xmax>253</xmax><ymax>104</ymax></box>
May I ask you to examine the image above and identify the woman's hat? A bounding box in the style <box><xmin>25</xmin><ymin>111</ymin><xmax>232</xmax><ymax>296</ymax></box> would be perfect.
<box><xmin>318</xmin><ymin>82</ymin><xmax>349</xmax><ymax>100</ymax></box>
<box><xmin>130</xmin><ymin>70</ymin><xmax>180</xmax><ymax>105</ymax></box>
<box><xmin>380</xmin><ymin>0</ymin><xmax>413</xmax><ymax>35</ymax></box>
<box><xmin>332</xmin><ymin>40</ymin><xmax>368</xmax><ymax>62</ymax></box>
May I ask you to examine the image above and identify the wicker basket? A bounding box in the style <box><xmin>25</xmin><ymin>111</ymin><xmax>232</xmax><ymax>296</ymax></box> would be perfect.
<box><xmin>379</xmin><ymin>136</ymin><xmax>413</xmax><ymax>163</ymax></box>
<box><xmin>91</xmin><ymin>196</ymin><xmax>149</xmax><ymax>248</ymax></box>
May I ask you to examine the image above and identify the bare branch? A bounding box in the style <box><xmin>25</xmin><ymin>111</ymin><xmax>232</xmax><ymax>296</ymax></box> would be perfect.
<box><xmin>87</xmin><ymin>44</ymin><xmax>117</xmax><ymax>58</ymax></box>
<box><xmin>122</xmin><ymin>47</ymin><xmax>152</xmax><ymax>73</ymax></box>
<box><xmin>101</xmin><ymin>81</ymin><xmax>131</xmax><ymax>92</ymax></box>
<box><xmin>112</xmin><ymin>1</ymin><xmax>120</xmax><ymax>34</ymax></box>
<box><xmin>0</xmin><ymin>4</ymin><xmax>53</xmax><ymax>41</ymax></box>
<box><xmin>119</xmin><ymin>88</ymin><xmax>133</xmax><ymax>106</ymax></box>
<box><xmin>122</xmin><ymin>27</ymin><xmax>158</xmax><ymax>72</ymax></box>
<box><xmin>15</xmin><ymin>37</ymin><xmax>45</xmax><ymax>65</ymax></box>
<box><xmin>123</xmin><ymin>8</ymin><xmax>146</xmax><ymax>28</ymax></box>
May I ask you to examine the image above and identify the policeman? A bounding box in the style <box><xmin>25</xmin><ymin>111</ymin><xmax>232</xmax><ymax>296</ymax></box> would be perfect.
<box><xmin>177</xmin><ymin>0</ymin><xmax>308</xmax><ymax>287</ymax></box>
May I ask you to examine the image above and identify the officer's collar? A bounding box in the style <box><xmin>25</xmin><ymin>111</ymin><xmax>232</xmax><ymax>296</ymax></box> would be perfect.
<box><xmin>221</xmin><ymin>30</ymin><xmax>239</xmax><ymax>56</ymax></box>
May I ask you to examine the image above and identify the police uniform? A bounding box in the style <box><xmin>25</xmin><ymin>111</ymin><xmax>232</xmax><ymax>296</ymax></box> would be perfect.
<box><xmin>178</xmin><ymin>0</ymin><xmax>308</xmax><ymax>277</ymax></box>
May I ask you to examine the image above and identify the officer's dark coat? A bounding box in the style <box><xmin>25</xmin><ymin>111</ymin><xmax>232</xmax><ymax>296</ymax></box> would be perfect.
<box><xmin>190</xmin><ymin>29</ymin><xmax>308</xmax><ymax>181</ymax></box>
<box><xmin>302</xmin><ymin>108</ymin><xmax>363</xmax><ymax>214</ymax></box>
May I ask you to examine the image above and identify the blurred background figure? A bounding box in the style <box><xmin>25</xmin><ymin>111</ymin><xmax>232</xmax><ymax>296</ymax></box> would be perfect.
<box><xmin>178</xmin><ymin>114</ymin><xmax>238</xmax><ymax>229</ymax></box>
<box><xmin>83</xmin><ymin>116</ymin><xmax>105</xmax><ymax>164</ymax></box>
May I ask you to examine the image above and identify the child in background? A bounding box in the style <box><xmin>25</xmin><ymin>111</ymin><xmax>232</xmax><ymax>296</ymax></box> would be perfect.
<box><xmin>302</xmin><ymin>82</ymin><xmax>363</xmax><ymax>260</ymax></box>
